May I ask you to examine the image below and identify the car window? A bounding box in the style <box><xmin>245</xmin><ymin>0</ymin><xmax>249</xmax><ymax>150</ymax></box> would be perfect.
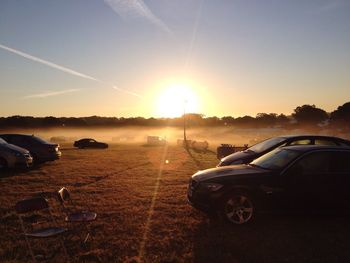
<box><xmin>10</xmin><ymin>136</ymin><xmax>25</xmax><ymax>145</ymax></box>
<box><xmin>295</xmin><ymin>152</ymin><xmax>331</xmax><ymax>174</ymax></box>
<box><xmin>89</xmin><ymin>139</ymin><xmax>95</xmax><ymax>143</ymax></box>
<box><xmin>250</xmin><ymin>148</ymin><xmax>301</xmax><ymax>170</ymax></box>
<box><xmin>247</xmin><ymin>137</ymin><xmax>286</xmax><ymax>153</ymax></box>
<box><xmin>330</xmin><ymin>152</ymin><xmax>350</xmax><ymax>173</ymax></box>
<box><xmin>289</xmin><ymin>139</ymin><xmax>312</xmax><ymax>146</ymax></box>
<box><xmin>315</xmin><ymin>139</ymin><xmax>338</xmax><ymax>146</ymax></box>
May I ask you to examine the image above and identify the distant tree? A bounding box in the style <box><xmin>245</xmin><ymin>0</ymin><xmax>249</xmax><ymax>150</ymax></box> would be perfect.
<box><xmin>184</xmin><ymin>113</ymin><xmax>204</xmax><ymax>126</ymax></box>
<box><xmin>292</xmin><ymin>104</ymin><xmax>328</xmax><ymax>125</ymax></box>
<box><xmin>276</xmin><ymin>114</ymin><xmax>290</xmax><ymax>127</ymax></box>
<box><xmin>221</xmin><ymin>116</ymin><xmax>235</xmax><ymax>125</ymax></box>
<box><xmin>205</xmin><ymin>116</ymin><xmax>221</xmax><ymax>126</ymax></box>
<box><xmin>256</xmin><ymin>113</ymin><xmax>278</xmax><ymax>127</ymax></box>
<box><xmin>330</xmin><ymin>102</ymin><xmax>350</xmax><ymax>129</ymax></box>
<box><xmin>233</xmin><ymin>115</ymin><xmax>255</xmax><ymax>127</ymax></box>
<box><xmin>43</xmin><ymin>116</ymin><xmax>61</xmax><ymax>127</ymax></box>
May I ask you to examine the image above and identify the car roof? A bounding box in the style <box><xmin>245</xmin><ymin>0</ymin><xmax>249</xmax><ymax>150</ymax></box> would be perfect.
<box><xmin>0</xmin><ymin>134</ymin><xmax>34</xmax><ymax>137</ymax></box>
<box><xmin>281</xmin><ymin>145</ymin><xmax>350</xmax><ymax>152</ymax></box>
<box><xmin>278</xmin><ymin>134</ymin><xmax>347</xmax><ymax>140</ymax></box>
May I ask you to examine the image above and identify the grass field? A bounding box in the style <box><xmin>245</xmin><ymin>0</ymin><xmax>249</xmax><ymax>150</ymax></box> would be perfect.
<box><xmin>1</xmin><ymin>143</ymin><xmax>350</xmax><ymax>262</ymax></box>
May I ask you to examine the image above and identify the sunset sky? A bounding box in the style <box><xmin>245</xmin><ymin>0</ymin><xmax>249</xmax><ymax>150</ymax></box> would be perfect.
<box><xmin>0</xmin><ymin>0</ymin><xmax>349</xmax><ymax>118</ymax></box>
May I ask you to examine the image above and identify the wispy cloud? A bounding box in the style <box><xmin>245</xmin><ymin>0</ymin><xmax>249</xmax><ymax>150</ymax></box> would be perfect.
<box><xmin>0</xmin><ymin>44</ymin><xmax>99</xmax><ymax>82</ymax></box>
<box><xmin>113</xmin><ymin>85</ymin><xmax>142</xmax><ymax>98</ymax></box>
<box><xmin>316</xmin><ymin>0</ymin><xmax>349</xmax><ymax>13</ymax></box>
<box><xmin>0</xmin><ymin>43</ymin><xmax>142</xmax><ymax>98</ymax></box>
<box><xmin>104</xmin><ymin>0</ymin><xmax>172</xmax><ymax>35</ymax></box>
<box><xmin>23</xmin><ymin>89</ymin><xmax>80</xmax><ymax>99</ymax></box>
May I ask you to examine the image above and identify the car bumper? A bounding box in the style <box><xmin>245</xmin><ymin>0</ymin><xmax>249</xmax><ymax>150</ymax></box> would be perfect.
<box><xmin>38</xmin><ymin>151</ymin><xmax>61</xmax><ymax>162</ymax></box>
<box><xmin>187</xmin><ymin>184</ymin><xmax>223</xmax><ymax>214</ymax></box>
<box><xmin>15</xmin><ymin>156</ymin><xmax>33</xmax><ymax>168</ymax></box>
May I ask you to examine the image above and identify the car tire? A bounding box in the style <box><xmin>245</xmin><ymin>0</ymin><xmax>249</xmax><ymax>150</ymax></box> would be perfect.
<box><xmin>0</xmin><ymin>158</ymin><xmax>8</xmax><ymax>170</ymax></box>
<box><xmin>221</xmin><ymin>191</ymin><xmax>256</xmax><ymax>225</ymax></box>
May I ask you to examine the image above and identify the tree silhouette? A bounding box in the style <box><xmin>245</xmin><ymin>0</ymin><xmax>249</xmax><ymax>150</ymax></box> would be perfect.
<box><xmin>292</xmin><ymin>104</ymin><xmax>328</xmax><ymax>125</ymax></box>
<box><xmin>330</xmin><ymin>102</ymin><xmax>350</xmax><ymax>129</ymax></box>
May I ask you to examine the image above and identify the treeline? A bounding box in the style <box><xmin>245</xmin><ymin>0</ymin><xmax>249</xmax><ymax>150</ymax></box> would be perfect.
<box><xmin>1</xmin><ymin>102</ymin><xmax>349</xmax><ymax>130</ymax></box>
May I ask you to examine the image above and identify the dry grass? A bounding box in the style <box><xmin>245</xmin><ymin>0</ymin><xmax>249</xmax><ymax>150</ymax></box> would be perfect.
<box><xmin>1</xmin><ymin>144</ymin><xmax>350</xmax><ymax>262</ymax></box>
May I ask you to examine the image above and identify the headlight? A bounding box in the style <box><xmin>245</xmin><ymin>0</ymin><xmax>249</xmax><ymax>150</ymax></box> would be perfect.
<box><xmin>204</xmin><ymin>183</ymin><xmax>223</xmax><ymax>192</ymax></box>
<box><xmin>11</xmin><ymin>151</ymin><xmax>22</xmax><ymax>157</ymax></box>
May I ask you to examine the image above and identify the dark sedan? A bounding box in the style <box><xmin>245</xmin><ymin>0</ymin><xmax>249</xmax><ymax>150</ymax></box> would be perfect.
<box><xmin>0</xmin><ymin>134</ymin><xmax>61</xmax><ymax>163</ymax></box>
<box><xmin>74</xmin><ymin>138</ymin><xmax>108</xmax><ymax>149</ymax></box>
<box><xmin>218</xmin><ymin>135</ymin><xmax>350</xmax><ymax>166</ymax></box>
<box><xmin>188</xmin><ymin>145</ymin><xmax>350</xmax><ymax>224</ymax></box>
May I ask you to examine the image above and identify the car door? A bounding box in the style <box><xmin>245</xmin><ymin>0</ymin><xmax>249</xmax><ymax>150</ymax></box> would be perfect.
<box><xmin>329</xmin><ymin>151</ymin><xmax>350</xmax><ymax>209</ymax></box>
<box><xmin>279</xmin><ymin>151</ymin><xmax>335</xmax><ymax>211</ymax></box>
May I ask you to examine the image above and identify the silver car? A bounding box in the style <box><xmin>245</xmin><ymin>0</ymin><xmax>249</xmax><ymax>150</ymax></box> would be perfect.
<box><xmin>0</xmin><ymin>138</ymin><xmax>33</xmax><ymax>169</ymax></box>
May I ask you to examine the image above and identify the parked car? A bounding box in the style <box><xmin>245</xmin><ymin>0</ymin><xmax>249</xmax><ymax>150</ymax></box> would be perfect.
<box><xmin>188</xmin><ymin>145</ymin><xmax>350</xmax><ymax>224</ymax></box>
<box><xmin>74</xmin><ymin>138</ymin><xmax>108</xmax><ymax>149</ymax></box>
<box><xmin>218</xmin><ymin>135</ymin><xmax>350</xmax><ymax>167</ymax></box>
<box><xmin>0</xmin><ymin>138</ymin><xmax>33</xmax><ymax>169</ymax></box>
<box><xmin>0</xmin><ymin>134</ymin><xmax>61</xmax><ymax>163</ymax></box>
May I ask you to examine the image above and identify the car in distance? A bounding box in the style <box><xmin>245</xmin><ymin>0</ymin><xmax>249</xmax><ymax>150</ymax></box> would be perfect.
<box><xmin>0</xmin><ymin>134</ymin><xmax>61</xmax><ymax>163</ymax></box>
<box><xmin>218</xmin><ymin>135</ymin><xmax>350</xmax><ymax>167</ymax></box>
<box><xmin>74</xmin><ymin>138</ymin><xmax>108</xmax><ymax>149</ymax></box>
<box><xmin>188</xmin><ymin>145</ymin><xmax>350</xmax><ymax>224</ymax></box>
<box><xmin>0</xmin><ymin>138</ymin><xmax>33</xmax><ymax>169</ymax></box>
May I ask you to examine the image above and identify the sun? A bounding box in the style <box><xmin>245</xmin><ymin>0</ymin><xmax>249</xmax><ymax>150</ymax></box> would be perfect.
<box><xmin>156</xmin><ymin>84</ymin><xmax>200</xmax><ymax>118</ymax></box>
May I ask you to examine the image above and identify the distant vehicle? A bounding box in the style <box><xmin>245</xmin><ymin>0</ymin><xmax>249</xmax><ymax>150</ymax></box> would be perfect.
<box><xmin>218</xmin><ymin>135</ymin><xmax>350</xmax><ymax>167</ymax></box>
<box><xmin>188</xmin><ymin>145</ymin><xmax>350</xmax><ymax>225</ymax></box>
<box><xmin>0</xmin><ymin>134</ymin><xmax>61</xmax><ymax>163</ymax></box>
<box><xmin>74</xmin><ymin>138</ymin><xmax>108</xmax><ymax>149</ymax></box>
<box><xmin>0</xmin><ymin>138</ymin><xmax>33</xmax><ymax>169</ymax></box>
<box><xmin>147</xmin><ymin>136</ymin><xmax>166</xmax><ymax>146</ymax></box>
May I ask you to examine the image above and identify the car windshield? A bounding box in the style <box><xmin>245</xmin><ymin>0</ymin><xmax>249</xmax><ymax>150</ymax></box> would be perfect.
<box><xmin>250</xmin><ymin>148</ymin><xmax>301</xmax><ymax>170</ymax></box>
<box><xmin>247</xmin><ymin>137</ymin><xmax>286</xmax><ymax>153</ymax></box>
<box><xmin>31</xmin><ymin>136</ymin><xmax>49</xmax><ymax>144</ymax></box>
<box><xmin>0</xmin><ymin>138</ymin><xmax>7</xmax><ymax>144</ymax></box>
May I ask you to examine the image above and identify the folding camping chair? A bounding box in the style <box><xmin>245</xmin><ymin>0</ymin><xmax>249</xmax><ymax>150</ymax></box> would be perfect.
<box><xmin>57</xmin><ymin>187</ymin><xmax>97</xmax><ymax>244</ymax></box>
<box><xmin>15</xmin><ymin>197</ymin><xmax>69</xmax><ymax>262</ymax></box>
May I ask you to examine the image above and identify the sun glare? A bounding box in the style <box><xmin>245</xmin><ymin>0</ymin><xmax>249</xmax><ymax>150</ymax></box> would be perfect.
<box><xmin>156</xmin><ymin>84</ymin><xmax>199</xmax><ymax>118</ymax></box>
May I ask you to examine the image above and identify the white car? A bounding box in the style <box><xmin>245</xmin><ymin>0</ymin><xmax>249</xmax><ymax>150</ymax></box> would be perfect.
<box><xmin>0</xmin><ymin>138</ymin><xmax>33</xmax><ymax>169</ymax></box>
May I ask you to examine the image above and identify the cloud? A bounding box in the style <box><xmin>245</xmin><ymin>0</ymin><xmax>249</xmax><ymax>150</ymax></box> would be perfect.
<box><xmin>104</xmin><ymin>0</ymin><xmax>172</xmax><ymax>34</ymax></box>
<box><xmin>113</xmin><ymin>85</ymin><xmax>143</xmax><ymax>98</ymax></box>
<box><xmin>0</xmin><ymin>43</ymin><xmax>142</xmax><ymax>98</ymax></box>
<box><xmin>0</xmin><ymin>44</ymin><xmax>99</xmax><ymax>82</ymax></box>
<box><xmin>316</xmin><ymin>0</ymin><xmax>348</xmax><ymax>13</ymax></box>
<box><xmin>23</xmin><ymin>89</ymin><xmax>81</xmax><ymax>99</ymax></box>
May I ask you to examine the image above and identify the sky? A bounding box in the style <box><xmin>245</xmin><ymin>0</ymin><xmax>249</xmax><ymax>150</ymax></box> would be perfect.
<box><xmin>0</xmin><ymin>0</ymin><xmax>349</xmax><ymax>118</ymax></box>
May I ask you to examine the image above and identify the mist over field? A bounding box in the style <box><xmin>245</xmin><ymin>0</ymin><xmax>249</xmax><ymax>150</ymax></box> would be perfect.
<box><xmin>1</xmin><ymin>126</ymin><xmax>348</xmax><ymax>149</ymax></box>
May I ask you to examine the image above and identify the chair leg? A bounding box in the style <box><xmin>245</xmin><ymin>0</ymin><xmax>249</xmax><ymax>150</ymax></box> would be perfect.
<box><xmin>18</xmin><ymin>216</ymin><xmax>37</xmax><ymax>263</ymax></box>
<box><xmin>59</xmin><ymin>235</ymin><xmax>70</xmax><ymax>263</ymax></box>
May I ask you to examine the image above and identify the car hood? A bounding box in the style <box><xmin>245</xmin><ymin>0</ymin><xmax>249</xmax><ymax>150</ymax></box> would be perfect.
<box><xmin>0</xmin><ymin>143</ymin><xmax>29</xmax><ymax>154</ymax></box>
<box><xmin>220</xmin><ymin>150</ymin><xmax>256</xmax><ymax>165</ymax></box>
<box><xmin>192</xmin><ymin>164</ymin><xmax>266</xmax><ymax>181</ymax></box>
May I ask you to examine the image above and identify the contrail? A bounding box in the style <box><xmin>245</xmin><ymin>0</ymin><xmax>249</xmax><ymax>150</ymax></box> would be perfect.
<box><xmin>113</xmin><ymin>85</ymin><xmax>143</xmax><ymax>98</ymax></box>
<box><xmin>0</xmin><ymin>43</ymin><xmax>142</xmax><ymax>98</ymax></box>
<box><xmin>104</xmin><ymin>0</ymin><xmax>172</xmax><ymax>35</ymax></box>
<box><xmin>23</xmin><ymin>89</ymin><xmax>81</xmax><ymax>99</ymax></box>
<box><xmin>0</xmin><ymin>44</ymin><xmax>99</xmax><ymax>81</ymax></box>
<box><xmin>184</xmin><ymin>0</ymin><xmax>204</xmax><ymax>72</ymax></box>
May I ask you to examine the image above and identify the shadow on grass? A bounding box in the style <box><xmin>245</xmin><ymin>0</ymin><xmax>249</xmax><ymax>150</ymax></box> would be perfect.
<box><xmin>71</xmin><ymin>161</ymin><xmax>151</xmax><ymax>188</ymax></box>
<box><xmin>192</xmin><ymin>213</ymin><xmax>350</xmax><ymax>263</ymax></box>
<box><xmin>0</xmin><ymin>165</ymin><xmax>39</xmax><ymax>178</ymax></box>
